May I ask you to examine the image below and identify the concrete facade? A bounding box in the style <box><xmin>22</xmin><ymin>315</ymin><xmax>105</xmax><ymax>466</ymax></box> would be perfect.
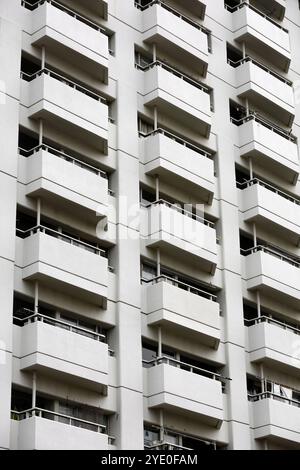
<box><xmin>0</xmin><ymin>0</ymin><xmax>300</xmax><ymax>451</ymax></box>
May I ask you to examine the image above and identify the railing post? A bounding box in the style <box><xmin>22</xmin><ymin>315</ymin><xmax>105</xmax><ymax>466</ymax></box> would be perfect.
<box><xmin>158</xmin><ymin>327</ymin><xmax>162</xmax><ymax>357</ymax></box>
<box><xmin>34</xmin><ymin>281</ymin><xmax>39</xmax><ymax>315</ymax></box>
<box><xmin>41</xmin><ymin>46</ymin><xmax>46</xmax><ymax>71</ymax></box>
<box><xmin>32</xmin><ymin>372</ymin><xmax>37</xmax><ymax>411</ymax></box>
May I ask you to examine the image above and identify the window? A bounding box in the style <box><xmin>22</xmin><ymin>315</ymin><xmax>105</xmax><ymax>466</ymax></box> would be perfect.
<box><xmin>144</xmin><ymin>426</ymin><xmax>160</xmax><ymax>447</ymax></box>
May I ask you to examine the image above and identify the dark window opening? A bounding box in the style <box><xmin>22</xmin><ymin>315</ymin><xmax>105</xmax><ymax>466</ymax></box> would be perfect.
<box><xmin>247</xmin><ymin>376</ymin><xmax>262</xmax><ymax>396</ymax></box>
<box><xmin>227</xmin><ymin>43</ymin><xmax>243</xmax><ymax>66</ymax></box>
<box><xmin>18</xmin><ymin>129</ymin><xmax>39</xmax><ymax>152</ymax></box>
<box><xmin>240</xmin><ymin>231</ymin><xmax>255</xmax><ymax>252</ymax></box>
<box><xmin>235</xmin><ymin>166</ymin><xmax>250</xmax><ymax>187</ymax></box>
<box><xmin>21</xmin><ymin>55</ymin><xmax>41</xmax><ymax>79</ymax></box>
<box><xmin>230</xmin><ymin>100</ymin><xmax>247</xmax><ymax>124</ymax></box>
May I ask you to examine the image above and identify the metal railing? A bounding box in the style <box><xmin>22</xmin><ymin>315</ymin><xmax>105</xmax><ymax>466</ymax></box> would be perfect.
<box><xmin>13</xmin><ymin>310</ymin><xmax>107</xmax><ymax>342</ymax></box>
<box><xmin>16</xmin><ymin>225</ymin><xmax>107</xmax><ymax>258</ymax></box>
<box><xmin>21</xmin><ymin>0</ymin><xmax>107</xmax><ymax>35</ymax></box>
<box><xmin>141</xmin><ymin>275</ymin><xmax>218</xmax><ymax>303</ymax></box>
<box><xmin>11</xmin><ymin>407</ymin><xmax>108</xmax><ymax>433</ymax></box>
<box><xmin>245</xmin><ymin>315</ymin><xmax>300</xmax><ymax>336</ymax></box>
<box><xmin>231</xmin><ymin>113</ymin><xmax>297</xmax><ymax>143</ymax></box>
<box><xmin>135</xmin><ymin>0</ymin><xmax>211</xmax><ymax>37</ymax></box>
<box><xmin>18</xmin><ymin>144</ymin><xmax>107</xmax><ymax>179</ymax></box>
<box><xmin>21</xmin><ymin>68</ymin><xmax>107</xmax><ymax>104</ymax></box>
<box><xmin>143</xmin><ymin>356</ymin><xmax>230</xmax><ymax>384</ymax></box>
<box><xmin>144</xmin><ymin>199</ymin><xmax>215</xmax><ymax>228</ymax></box>
<box><xmin>228</xmin><ymin>56</ymin><xmax>292</xmax><ymax>86</ymax></box>
<box><xmin>248</xmin><ymin>392</ymin><xmax>300</xmax><ymax>408</ymax></box>
<box><xmin>241</xmin><ymin>245</ymin><xmax>300</xmax><ymax>268</ymax></box>
<box><xmin>136</xmin><ymin>60</ymin><xmax>210</xmax><ymax>94</ymax></box>
<box><xmin>139</xmin><ymin>128</ymin><xmax>213</xmax><ymax>160</ymax></box>
<box><xmin>237</xmin><ymin>178</ymin><xmax>300</xmax><ymax>206</ymax></box>
<box><xmin>145</xmin><ymin>442</ymin><xmax>193</xmax><ymax>451</ymax></box>
<box><xmin>225</xmin><ymin>1</ymin><xmax>289</xmax><ymax>33</ymax></box>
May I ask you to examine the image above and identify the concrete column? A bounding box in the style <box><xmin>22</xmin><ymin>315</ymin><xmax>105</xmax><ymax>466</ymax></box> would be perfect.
<box><xmin>109</xmin><ymin>25</ymin><xmax>143</xmax><ymax>450</ymax></box>
<box><xmin>0</xmin><ymin>17</ymin><xmax>21</xmax><ymax>450</ymax></box>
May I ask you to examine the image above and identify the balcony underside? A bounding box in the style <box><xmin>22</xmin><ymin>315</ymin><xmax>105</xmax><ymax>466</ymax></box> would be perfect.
<box><xmin>148</xmin><ymin>397</ymin><xmax>222</xmax><ymax>427</ymax></box>
<box><xmin>237</xmin><ymin>87</ymin><xmax>294</xmax><ymax>127</ymax></box>
<box><xmin>243</xmin><ymin>211</ymin><xmax>300</xmax><ymax>246</ymax></box>
<box><xmin>25</xmin><ymin>184</ymin><xmax>108</xmax><ymax>223</ymax></box>
<box><xmin>240</xmin><ymin>145</ymin><xmax>299</xmax><ymax>185</ymax></box>
<box><xmin>145</xmin><ymin>164</ymin><xmax>214</xmax><ymax>203</ymax></box>
<box><xmin>22</xmin><ymin>268</ymin><xmax>107</xmax><ymax>307</ymax></box>
<box><xmin>144</xmin><ymin>95</ymin><xmax>211</xmax><ymax>138</ymax></box>
<box><xmin>147</xmin><ymin>311</ymin><xmax>220</xmax><ymax>348</ymax></box>
<box><xmin>59</xmin><ymin>0</ymin><xmax>108</xmax><ymax>20</ymax></box>
<box><xmin>28</xmin><ymin>108</ymin><xmax>108</xmax><ymax>154</ymax></box>
<box><xmin>20</xmin><ymin>357</ymin><xmax>108</xmax><ymax>393</ymax></box>
<box><xmin>145</xmin><ymin>238</ymin><xmax>217</xmax><ymax>275</ymax></box>
<box><xmin>234</xmin><ymin>33</ymin><xmax>290</xmax><ymax>72</ymax></box>
<box><xmin>32</xmin><ymin>33</ymin><xmax>108</xmax><ymax>83</ymax></box>
<box><xmin>246</xmin><ymin>280</ymin><xmax>300</xmax><ymax>310</ymax></box>
<box><xmin>143</xmin><ymin>33</ymin><xmax>208</xmax><ymax>77</ymax></box>
<box><xmin>175</xmin><ymin>0</ymin><xmax>207</xmax><ymax>20</ymax></box>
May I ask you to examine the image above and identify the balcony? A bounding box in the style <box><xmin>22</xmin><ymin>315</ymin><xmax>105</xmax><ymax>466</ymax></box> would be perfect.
<box><xmin>21</xmin><ymin>69</ymin><xmax>108</xmax><ymax>153</ymax></box>
<box><xmin>140</xmin><ymin>129</ymin><xmax>215</xmax><ymax>202</ymax></box>
<box><xmin>242</xmin><ymin>246</ymin><xmax>300</xmax><ymax>308</ymax></box>
<box><xmin>237</xmin><ymin>115</ymin><xmax>299</xmax><ymax>184</ymax></box>
<box><xmin>11</xmin><ymin>412</ymin><xmax>110</xmax><ymax>450</ymax></box>
<box><xmin>142</xmin><ymin>276</ymin><xmax>220</xmax><ymax>348</ymax></box>
<box><xmin>234</xmin><ymin>57</ymin><xmax>294</xmax><ymax>126</ymax></box>
<box><xmin>250</xmin><ymin>394</ymin><xmax>300</xmax><ymax>445</ymax></box>
<box><xmin>26</xmin><ymin>0</ymin><xmax>109</xmax><ymax>81</ymax></box>
<box><xmin>19</xmin><ymin>144</ymin><xmax>108</xmax><ymax>218</ymax></box>
<box><xmin>141</xmin><ymin>200</ymin><xmax>217</xmax><ymax>274</ymax></box>
<box><xmin>139</xmin><ymin>1</ymin><xmax>210</xmax><ymax>76</ymax></box>
<box><xmin>247</xmin><ymin>317</ymin><xmax>300</xmax><ymax>373</ymax></box>
<box><xmin>258</xmin><ymin>0</ymin><xmax>286</xmax><ymax>20</ymax></box>
<box><xmin>144</xmin><ymin>358</ymin><xmax>224</xmax><ymax>427</ymax></box>
<box><xmin>231</xmin><ymin>2</ymin><xmax>291</xmax><ymax>71</ymax></box>
<box><xmin>173</xmin><ymin>0</ymin><xmax>207</xmax><ymax>20</ymax></box>
<box><xmin>16</xmin><ymin>226</ymin><xmax>108</xmax><ymax>305</ymax></box>
<box><xmin>240</xmin><ymin>179</ymin><xmax>300</xmax><ymax>244</ymax></box>
<box><xmin>142</xmin><ymin>62</ymin><xmax>211</xmax><ymax>137</ymax></box>
<box><xmin>58</xmin><ymin>0</ymin><xmax>108</xmax><ymax>20</ymax></box>
<box><xmin>14</xmin><ymin>313</ymin><xmax>109</xmax><ymax>391</ymax></box>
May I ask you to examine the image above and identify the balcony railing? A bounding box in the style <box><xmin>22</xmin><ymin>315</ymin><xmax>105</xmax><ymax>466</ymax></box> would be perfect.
<box><xmin>141</xmin><ymin>275</ymin><xmax>218</xmax><ymax>302</ymax></box>
<box><xmin>139</xmin><ymin>128</ymin><xmax>213</xmax><ymax>160</ymax></box>
<box><xmin>225</xmin><ymin>1</ymin><xmax>289</xmax><ymax>33</ymax></box>
<box><xmin>14</xmin><ymin>310</ymin><xmax>107</xmax><ymax>342</ymax></box>
<box><xmin>16</xmin><ymin>225</ymin><xmax>107</xmax><ymax>258</ymax></box>
<box><xmin>135</xmin><ymin>0</ymin><xmax>211</xmax><ymax>38</ymax></box>
<box><xmin>21</xmin><ymin>68</ymin><xmax>107</xmax><ymax>104</ymax></box>
<box><xmin>143</xmin><ymin>199</ymin><xmax>215</xmax><ymax>228</ymax></box>
<box><xmin>228</xmin><ymin>56</ymin><xmax>293</xmax><ymax>86</ymax></box>
<box><xmin>241</xmin><ymin>245</ymin><xmax>300</xmax><ymax>268</ymax></box>
<box><xmin>248</xmin><ymin>392</ymin><xmax>300</xmax><ymax>408</ymax></box>
<box><xmin>245</xmin><ymin>315</ymin><xmax>300</xmax><ymax>336</ymax></box>
<box><xmin>145</xmin><ymin>442</ymin><xmax>193</xmax><ymax>451</ymax></box>
<box><xmin>19</xmin><ymin>144</ymin><xmax>108</xmax><ymax>179</ymax></box>
<box><xmin>231</xmin><ymin>114</ymin><xmax>297</xmax><ymax>143</ymax></box>
<box><xmin>237</xmin><ymin>178</ymin><xmax>300</xmax><ymax>206</ymax></box>
<box><xmin>21</xmin><ymin>0</ymin><xmax>107</xmax><ymax>35</ymax></box>
<box><xmin>136</xmin><ymin>60</ymin><xmax>210</xmax><ymax>94</ymax></box>
<box><xmin>11</xmin><ymin>407</ymin><xmax>109</xmax><ymax>434</ymax></box>
<box><xmin>143</xmin><ymin>356</ymin><xmax>230</xmax><ymax>385</ymax></box>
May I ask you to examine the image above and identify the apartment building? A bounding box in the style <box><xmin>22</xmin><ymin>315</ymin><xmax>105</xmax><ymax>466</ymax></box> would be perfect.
<box><xmin>0</xmin><ymin>0</ymin><xmax>300</xmax><ymax>451</ymax></box>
